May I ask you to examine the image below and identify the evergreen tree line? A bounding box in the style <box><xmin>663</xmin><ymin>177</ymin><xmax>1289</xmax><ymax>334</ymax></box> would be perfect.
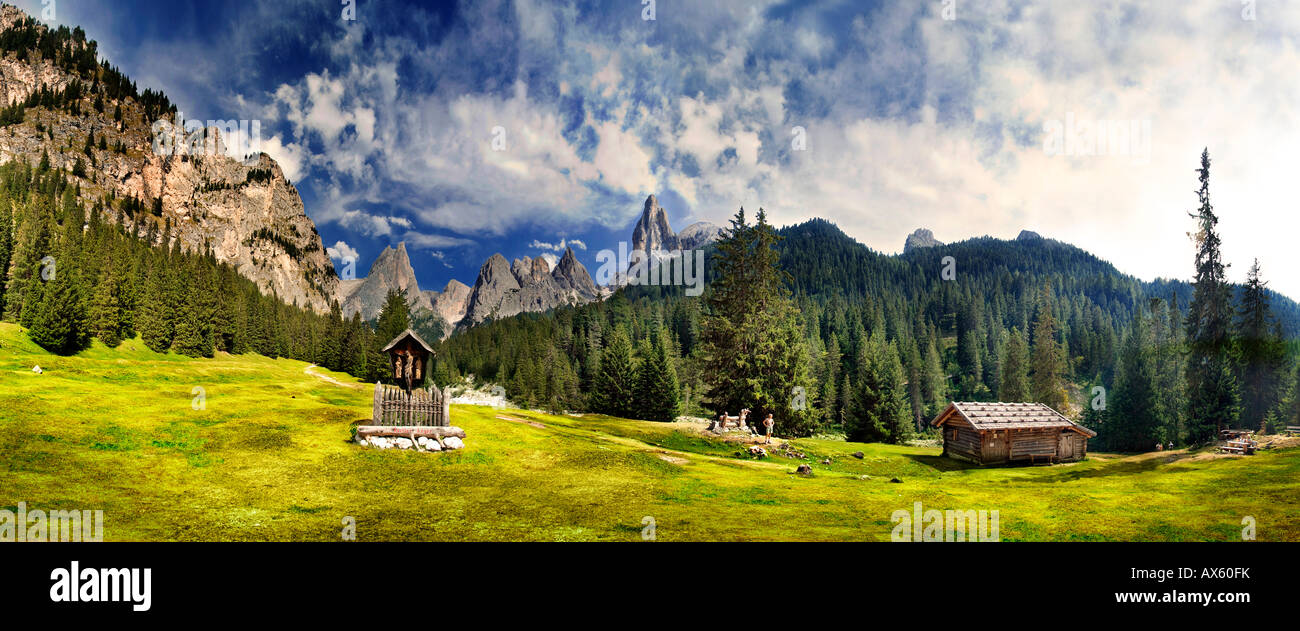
<box><xmin>435</xmin><ymin>153</ymin><xmax>1299</xmax><ymax>444</ymax></box>
<box><xmin>0</xmin><ymin>159</ymin><xmax>413</xmax><ymax>387</ymax></box>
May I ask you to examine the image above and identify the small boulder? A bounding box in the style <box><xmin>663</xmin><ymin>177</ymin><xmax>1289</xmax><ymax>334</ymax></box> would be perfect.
<box><xmin>820</xmin><ymin>458</ymin><xmax>832</xmax><ymax>465</ymax></box>
<box><xmin>424</xmin><ymin>439</ymin><xmax>443</xmax><ymax>452</ymax></box>
<box><xmin>443</xmin><ymin>436</ymin><xmax>465</xmax><ymax>450</ymax></box>
<box><xmin>795</xmin><ymin>464</ymin><xmax>813</xmax><ymax>475</ymax></box>
<box><xmin>852</xmin><ymin>451</ymin><xmax>864</xmax><ymax>459</ymax></box>
<box><xmin>395</xmin><ymin>438</ymin><xmax>414</xmax><ymax>450</ymax></box>
<box><xmin>748</xmin><ymin>446</ymin><xmax>768</xmax><ymax>458</ymax></box>
<box><xmin>31</xmin><ymin>366</ymin><xmax>42</xmax><ymax>374</ymax></box>
<box><xmin>889</xmin><ymin>477</ymin><xmax>903</xmax><ymax>483</ymax></box>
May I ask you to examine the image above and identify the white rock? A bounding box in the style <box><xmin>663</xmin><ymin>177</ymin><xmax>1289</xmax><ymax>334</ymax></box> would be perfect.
<box><xmin>424</xmin><ymin>439</ymin><xmax>442</xmax><ymax>452</ymax></box>
<box><xmin>31</xmin><ymin>366</ymin><xmax>42</xmax><ymax>374</ymax></box>
<box><xmin>443</xmin><ymin>436</ymin><xmax>465</xmax><ymax>450</ymax></box>
<box><xmin>395</xmin><ymin>438</ymin><xmax>414</xmax><ymax>450</ymax></box>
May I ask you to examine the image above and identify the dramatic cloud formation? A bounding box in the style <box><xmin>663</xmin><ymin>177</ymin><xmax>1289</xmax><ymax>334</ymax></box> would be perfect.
<box><xmin>35</xmin><ymin>0</ymin><xmax>1300</xmax><ymax>297</ymax></box>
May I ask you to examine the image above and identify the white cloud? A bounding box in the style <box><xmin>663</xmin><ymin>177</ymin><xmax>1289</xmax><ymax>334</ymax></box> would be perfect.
<box><xmin>530</xmin><ymin>238</ymin><xmax>586</xmax><ymax>252</ymax></box>
<box><xmin>326</xmin><ymin>240</ymin><xmax>358</xmax><ymax>262</ymax></box>
<box><xmin>339</xmin><ymin>210</ymin><xmax>412</xmax><ymax>237</ymax></box>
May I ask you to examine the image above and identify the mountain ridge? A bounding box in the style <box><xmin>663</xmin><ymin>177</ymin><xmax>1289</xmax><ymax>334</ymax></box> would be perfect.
<box><xmin>0</xmin><ymin>4</ymin><xmax>338</xmax><ymax>312</ymax></box>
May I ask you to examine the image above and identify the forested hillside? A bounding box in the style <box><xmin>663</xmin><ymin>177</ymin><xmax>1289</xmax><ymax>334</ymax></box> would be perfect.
<box><xmin>433</xmin><ymin>208</ymin><xmax>1300</xmax><ymax>449</ymax></box>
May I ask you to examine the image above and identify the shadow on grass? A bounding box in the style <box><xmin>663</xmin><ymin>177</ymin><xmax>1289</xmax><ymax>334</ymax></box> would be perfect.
<box><xmin>902</xmin><ymin>453</ymin><xmax>982</xmax><ymax>472</ymax></box>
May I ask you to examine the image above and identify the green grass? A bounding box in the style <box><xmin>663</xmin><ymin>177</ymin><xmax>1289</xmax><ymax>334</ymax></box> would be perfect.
<box><xmin>1</xmin><ymin>321</ymin><xmax>1297</xmax><ymax>541</ymax></box>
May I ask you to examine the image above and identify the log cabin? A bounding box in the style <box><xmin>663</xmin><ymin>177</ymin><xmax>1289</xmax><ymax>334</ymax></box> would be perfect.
<box><xmin>931</xmin><ymin>402</ymin><xmax>1096</xmax><ymax>464</ymax></box>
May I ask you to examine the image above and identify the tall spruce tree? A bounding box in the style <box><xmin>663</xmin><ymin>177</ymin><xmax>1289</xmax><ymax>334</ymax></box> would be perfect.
<box><xmin>1235</xmin><ymin>259</ymin><xmax>1285</xmax><ymax>432</ymax></box>
<box><xmin>26</xmin><ymin>257</ymin><xmax>90</xmax><ymax>355</ymax></box>
<box><xmin>634</xmin><ymin>329</ymin><xmax>681</xmax><ymax>422</ymax></box>
<box><xmin>591</xmin><ymin>328</ymin><xmax>637</xmax><ymax>418</ymax></box>
<box><xmin>374</xmin><ymin>289</ymin><xmax>411</xmax><ymax>347</ymax></box>
<box><xmin>847</xmin><ymin>332</ymin><xmax>911</xmax><ymax>443</ymax></box>
<box><xmin>1184</xmin><ymin>149</ymin><xmax>1239</xmax><ymax>443</ymax></box>
<box><xmin>1109</xmin><ymin>311</ymin><xmax>1162</xmax><ymax>450</ymax></box>
<box><xmin>1029</xmin><ymin>286</ymin><xmax>1068</xmax><ymax>412</ymax></box>
<box><xmin>999</xmin><ymin>327</ymin><xmax>1030</xmax><ymax>402</ymax></box>
<box><xmin>701</xmin><ymin>208</ymin><xmax>817</xmax><ymax>436</ymax></box>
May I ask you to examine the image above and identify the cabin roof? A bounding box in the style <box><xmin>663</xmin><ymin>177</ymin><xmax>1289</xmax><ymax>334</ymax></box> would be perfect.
<box><xmin>381</xmin><ymin>329</ymin><xmax>434</xmax><ymax>354</ymax></box>
<box><xmin>931</xmin><ymin>402</ymin><xmax>1097</xmax><ymax>437</ymax></box>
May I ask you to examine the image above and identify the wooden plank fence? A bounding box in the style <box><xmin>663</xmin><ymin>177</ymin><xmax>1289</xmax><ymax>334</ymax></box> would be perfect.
<box><xmin>372</xmin><ymin>383</ymin><xmax>451</xmax><ymax>427</ymax></box>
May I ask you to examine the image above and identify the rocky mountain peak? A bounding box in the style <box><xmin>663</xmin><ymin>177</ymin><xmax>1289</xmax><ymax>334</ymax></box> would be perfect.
<box><xmin>903</xmin><ymin>228</ymin><xmax>943</xmax><ymax>254</ymax></box>
<box><xmin>632</xmin><ymin>194</ymin><xmax>679</xmax><ymax>253</ymax></box>
<box><xmin>337</xmin><ymin>242</ymin><xmax>429</xmax><ymax>320</ymax></box>
<box><xmin>1017</xmin><ymin>230</ymin><xmax>1043</xmax><ymax>241</ymax></box>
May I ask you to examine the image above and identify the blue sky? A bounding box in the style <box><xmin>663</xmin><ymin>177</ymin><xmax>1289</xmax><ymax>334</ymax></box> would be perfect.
<box><xmin>17</xmin><ymin>0</ymin><xmax>1300</xmax><ymax>299</ymax></box>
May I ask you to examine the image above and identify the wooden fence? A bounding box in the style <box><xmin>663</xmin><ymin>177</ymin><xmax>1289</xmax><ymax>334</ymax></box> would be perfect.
<box><xmin>372</xmin><ymin>383</ymin><xmax>450</xmax><ymax>427</ymax></box>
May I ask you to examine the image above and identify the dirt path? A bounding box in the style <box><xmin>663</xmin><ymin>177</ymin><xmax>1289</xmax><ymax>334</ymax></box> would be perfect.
<box><xmin>304</xmin><ymin>365</ymin><xmax>364</xmax><ymax>389</ymax></box>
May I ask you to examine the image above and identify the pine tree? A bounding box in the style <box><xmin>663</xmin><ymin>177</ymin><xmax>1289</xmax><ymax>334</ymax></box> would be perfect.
<box><xmin>0</xmin><ymin>198</ymin><xmax>12</xmax><ymax>316</ymax></box>
<box><xmin>591</xmin><ymin>328</ymin><xmax>637</xmax><ymax>418</ymax></box>
<box><xmin>1109</xmin><ymin>311</ymin><xmax>1162</xmax><ymax>450</ymax></box>
<box><xmin>26</xmin><ymin>262</ymin><xmax>90</xmax><ymax>355</ymax></box>
<box><xmin>374</xmin><ymin>289</ymin><xmax>411</xmax><ymax>347</ymax></box>
<box><xmin>137</xmin><ymin>262</ymin><xmax>173</xmax><ymax>353</ymax></box>
<box><xmin>1235</xmin><ymin>259</ymin><xmax>1285</xmax><ymax>432</ymax></box>
<box><xmin>1030</xmin><ymin>286</ymin><xmax>1068</xmax><ymax>412</ymax></box>
<box><xmin>634</xmin><ymin>330</ymin><xmax>681</xmax><ymax>422</ymax></box>
<box><xmin>847</xmin><ymin>333</ymin><xmax>911</xmax><ymax>443</ymax></box>
<box><xmin>700</xmin><ymin>208</ymin><xmax>817</xmax><ymax>436</ymax></box>
<box><xmin>999</xmin><ymin>327</ymin><xmax>1030</xmax><ymax>402</ymax></box>
<box><xmin>1184</xmin><ymin>149</ymin><xmax>1239</xmax><ymax>443</ymax></box>
<box><xmin>88</xmin><ymin>260</ymin><xmax>124</xmax><ymax>347</ymax></box>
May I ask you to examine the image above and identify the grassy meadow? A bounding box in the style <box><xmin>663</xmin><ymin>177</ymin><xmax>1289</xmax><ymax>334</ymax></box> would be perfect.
<box><xmin>1</xmin><ymin>321</ymin><xmax>1296</xmax><ymax>542</ymax></box>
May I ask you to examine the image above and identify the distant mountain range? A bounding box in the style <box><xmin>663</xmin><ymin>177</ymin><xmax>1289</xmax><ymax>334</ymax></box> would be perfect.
<box><xmin>336</xmin><ymin>194</ymin><xmax>724</xmax><ymax>338</ymax></box>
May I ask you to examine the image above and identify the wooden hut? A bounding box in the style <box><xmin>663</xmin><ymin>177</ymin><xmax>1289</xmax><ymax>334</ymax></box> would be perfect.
<box><xmin>381</xmin><ymin>329</ymin><xmax>434</xmax><ymax>393</ymax></box>
<box><xmin>931</xmin><ymin>402</ymin><xmax>1095</xmax><ymax>464</ymax></box>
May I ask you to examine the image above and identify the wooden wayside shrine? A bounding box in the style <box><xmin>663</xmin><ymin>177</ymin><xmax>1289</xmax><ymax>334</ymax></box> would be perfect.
<box><xmin>355</xmin><ymin>330</ymin><xmax>464</xmax><ymax>453</ymax></box>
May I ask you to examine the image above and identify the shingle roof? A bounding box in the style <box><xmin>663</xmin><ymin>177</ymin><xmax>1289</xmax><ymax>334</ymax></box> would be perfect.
<box><xmin>931</xmin><ymin>402</ymin><xmax>1097</xmax><ymax>437</ymax></box>
<box><xmin>381</xmin><ymin>328</ymin><xmax>434</xmax><ymax>354</ymax></box>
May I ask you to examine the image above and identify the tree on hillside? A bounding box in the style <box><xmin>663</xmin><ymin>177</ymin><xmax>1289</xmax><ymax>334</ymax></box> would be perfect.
<box><xmin>999</xmin><ymin>327</ymin><xmax>1030</xmax><ymax>402</ymax></box>
<box><xmin>137</xmin><ymin>263</ymin><xmax>173</xmax><ymax>353</ymax></box>
<box><xmin>1184</xmin><ymin>149</ymin><xmax>1239</xmax><ymax>443</ymax></box>
<box><xmin>1109</xmin><ymin>311</ymin><xmax>1162</xmax><ymax>451</ymax></box>
<box><xmin>635</xmin><ymin>329</ymin><xmax>681</xmax><ymax>422</ymax></box>
<box><xmin>1235</xmin><ymin>259</ymin><xmax>1286</xmax><ymax>432</ymax></box>
<box><xmin>591</xmin><ymin>327</ymin><xmax>636</xmax><ymax>418</ymax></box>
<box><xmin>1029</xmin><ymin>286</ymin><xmax>1068</xmax><ymax>412</ymax></box>
<box><xmin>847</xmin><ymin>332</ymin><xmax>912</xmax><ymax>443</ymax></box>
<box><xmin>26</xmin><ymin>258</ymin><xmax>90</xmax><ymax>355</ymax></box>
<box><xmin>0</xmin><ymin>197</ymin><xmax>12</xmax><ymax>316</ymax></box>
<box><xmin>88</xmin><ymin>258</ymin><xmax>125</xmax><ymax>347</ymax></box>
<box><xmin>701</xmin><ymin>208</ymin><xmax>818</xmax><ymax>436</ymax></box>
<box><xmin>374</xmin><ymin>289</ymin><xmax>411</xmax><ymax>347</ymax></box>
<box><xmin>1285</xmin><ymin>363</ymin><xmax>1300</xmax><ymax>431</ymax></box>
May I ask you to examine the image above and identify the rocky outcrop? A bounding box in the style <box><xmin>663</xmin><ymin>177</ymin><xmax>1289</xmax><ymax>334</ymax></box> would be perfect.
<box><xmin>631</xmin><ymin>194</ymin><xmax>679</xmax><ymax>254</ymax></box>
<box><xmin>460</xmin><ymin>247</ymin><xmax>601</xmax><ymax>325</ymax></box>
<box><xmin>903</xmin><ymin>228</ymin><xmax>943</xmax><ymax>254</ymax></box>
<box><xmin>1017</xmin><ymin>230</ymin><xmax>1043</xmax><ymax>241</ymax></box>
<box><xmin>630</xmin><ymin>194</ymin><xmax>722</xmax><ymax>255</ymax></box>
<box><xmin>678</xmin><ymin>221</ymin><xmax>724</xmax><ymax>250</ymax></box>
<box><xmin>338</xmin><ymin>242</ymin><xmax>429</xmax><ymax>320</ymax></box>
<box><xmin>0</xmin><ymin>5</ymin><xmax>337</xmax><ymax>312</ymax></box>
<box><xmin>428</xmin><ymin>279</ymin><xmax>470</xmax><ymax>328</ymax></box>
